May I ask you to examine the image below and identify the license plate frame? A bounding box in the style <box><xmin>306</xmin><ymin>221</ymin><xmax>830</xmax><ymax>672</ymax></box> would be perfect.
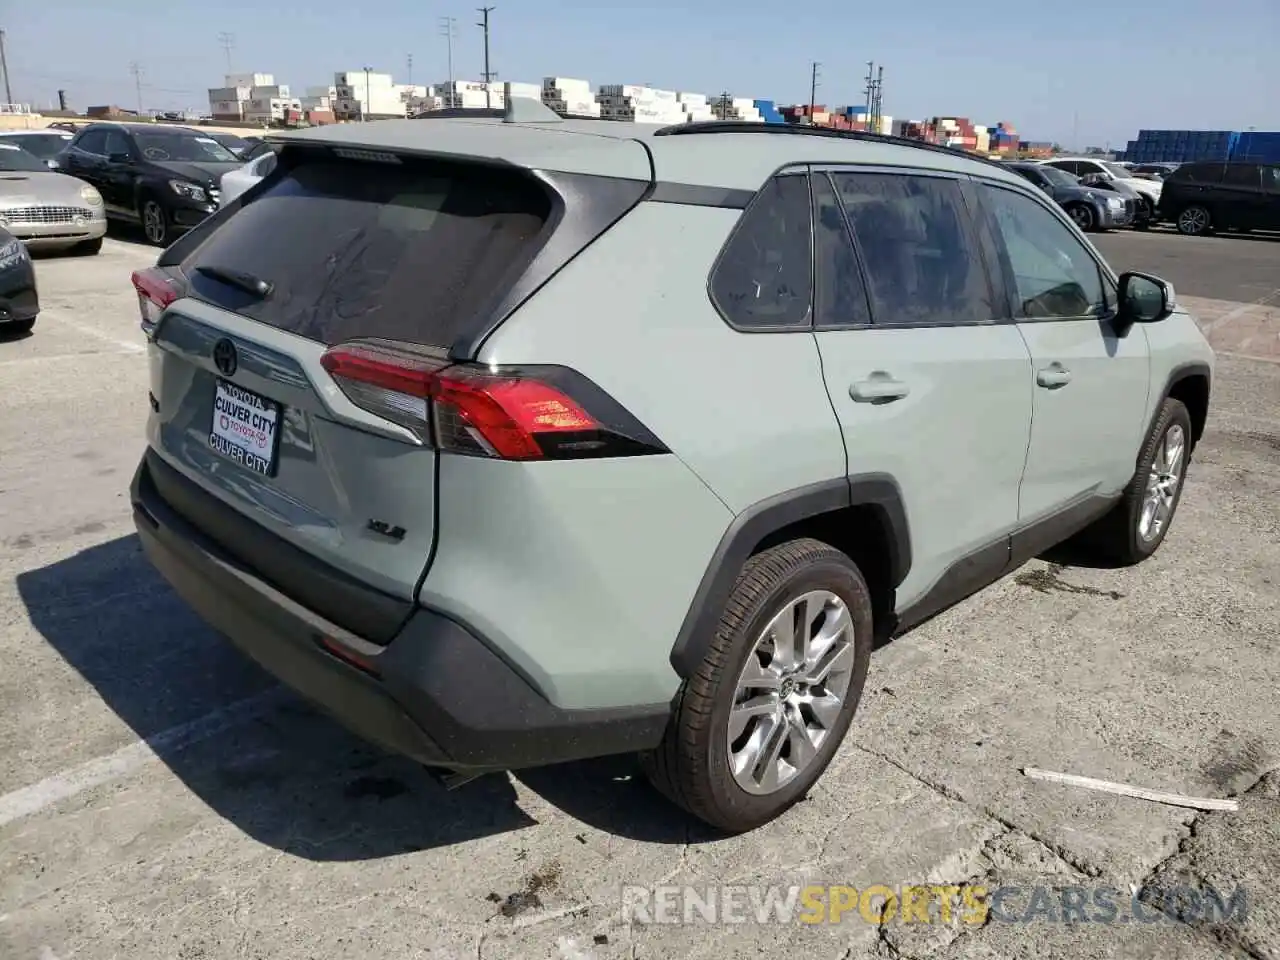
<box><xmin>209</xmin><ymin>378</ymin><xmax>282</xmax><ymax>477</ymax></box>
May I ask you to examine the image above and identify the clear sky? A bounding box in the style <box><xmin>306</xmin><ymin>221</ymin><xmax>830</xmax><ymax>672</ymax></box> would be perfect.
<box><xmin>5</xmin><ymin>0</ymin><xmax>1278</xmax><ymax>149</ymax></box>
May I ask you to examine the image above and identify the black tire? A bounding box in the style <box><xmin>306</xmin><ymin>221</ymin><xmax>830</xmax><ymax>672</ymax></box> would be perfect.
<box><xmin>73</xmin><ymin>236</ymin><xmax>103</xmax><ymax>256</ymax></box>
<box><xmin>640</xmin><ymin>538</ymin><xmax>873</xmax><ymax>833</ymax></box>
<box><xmin>1066</xmin><ymin>203</ymin><xmax>1096</xmax><ymax>232</ymax></box>
<box><xmin>139</xmin><ymin>196</ymin><xmax>171</xmax><ymax>247</ymax></box>
<box><xmin>1076</xmin><ymin>398</ymin><xmax>1194</xmax><ymax>565</ymax></box>
<box><xmin>1176</xmin><ymin>205</ymin><xmax>1212</xmax><ymax>236</ymax></box>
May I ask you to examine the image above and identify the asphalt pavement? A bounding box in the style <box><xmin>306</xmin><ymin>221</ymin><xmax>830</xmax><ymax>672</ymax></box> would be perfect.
<box><xmin>0</xmin><ymin>228</ymin><xmax>1277</xmax><ymax>960</ymax></box>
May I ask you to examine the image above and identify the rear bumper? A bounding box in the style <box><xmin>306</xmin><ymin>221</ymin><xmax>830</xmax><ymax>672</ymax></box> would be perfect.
<box><xmin>130</xmin><ymin>450</ymin><xmax>670</xmax><ymax>772</ymax></box>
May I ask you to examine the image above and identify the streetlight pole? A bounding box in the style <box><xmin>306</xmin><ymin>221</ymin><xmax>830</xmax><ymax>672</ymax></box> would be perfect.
<box><xmin>364</xmin><ymin>66</ymin><xmax>371</xmax><ymax>121</ymax></box>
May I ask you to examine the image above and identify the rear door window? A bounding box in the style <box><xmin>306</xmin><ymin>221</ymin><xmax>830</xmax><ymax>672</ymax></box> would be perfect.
<box><xmin>1174</xmin><ymin>163</ymin><xmax>1225</xmax><ymax>184</ymax></box>
<box><xmin>1223</xmin><ymin>164</ymin><xmax>1261</xmax><ymax>189</ymax></box>
<box><xmin>829</xmin><ymin>171</ymin><xmax>996</xmax><ymax>326</ymax></box>
<box><xmin>180</xmin><ymin>154</ymin><xmax>553</xmax><ymax>347</ymax></box>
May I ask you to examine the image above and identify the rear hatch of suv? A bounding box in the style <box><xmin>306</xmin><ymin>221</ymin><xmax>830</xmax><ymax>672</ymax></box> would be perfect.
<box><xmin>133</xmin><ymin>129</ymin><xmax>653</xmax><ymax>643</ymax></box>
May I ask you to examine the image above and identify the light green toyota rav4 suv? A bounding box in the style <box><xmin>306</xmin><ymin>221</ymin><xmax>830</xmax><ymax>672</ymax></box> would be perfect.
<box><xmin>129</xmin><ymin>100</ymin><xmax>1213</xmax><ymax>833</ymax></box>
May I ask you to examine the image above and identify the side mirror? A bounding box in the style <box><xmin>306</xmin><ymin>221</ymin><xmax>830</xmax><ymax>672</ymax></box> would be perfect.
<box><xmin>1118</xmin><ymin>271</ymin><xmax>1175</xmax><ymax>324</ymax></box>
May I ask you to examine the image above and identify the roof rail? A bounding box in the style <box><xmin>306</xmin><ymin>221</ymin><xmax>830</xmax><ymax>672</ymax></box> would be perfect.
<box><xmin>651</xmin><ymin>121</ymin><xmax>1010</xmax><ymax>171</ymax></box>
<box><xmin>411</xmin><ymin>107</ymin><xmax>506</xmax><ymax>119</ymax></box>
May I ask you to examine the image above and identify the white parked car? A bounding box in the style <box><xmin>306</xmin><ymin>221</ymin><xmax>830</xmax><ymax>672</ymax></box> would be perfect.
<box><xmin>218</xmin><ymin>145</ymin><xmax>276</xmax><ymax>209</ymax></box>
<box><xmin>1036</xmin><ymin>157</ymin><xmax>1162</xmax><ymax>227</ymax></box>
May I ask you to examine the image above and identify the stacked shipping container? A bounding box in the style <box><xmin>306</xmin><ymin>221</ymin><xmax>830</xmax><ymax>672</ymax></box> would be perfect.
<box><xmin>1114</xmin><ymin>128</ymin><xmax>1280</xmax><ymax>164</ymax></box>
<box><xmin>1235</xmin><ymin>131</ymin><xmax>1280</xmax><ymax>162</ymax></box>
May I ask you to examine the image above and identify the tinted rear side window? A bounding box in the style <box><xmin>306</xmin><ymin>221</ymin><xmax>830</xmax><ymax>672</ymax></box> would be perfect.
<box><xmin>182</xmin><ymin>155</ymin><xmax>553</xmax><ymax>346</ymax></box>
<box><xmin>708</xmin><ymin>173</ymin><xmax>813</xmax><ymax>330</ymax></box>
<box><xmin>1223</xmin><ymin>164</ymin><xmax>1261</xmax><ymax>188</ymax></box>
<box><xmin>1172</xmin><ymin>163</ymin><xmax>1224</xmax><ymax>184</ymax></box>
<box><xmin>830</xmin><ymin>172</ymin><xmax>996</xmax><ymax>326</ymax></box>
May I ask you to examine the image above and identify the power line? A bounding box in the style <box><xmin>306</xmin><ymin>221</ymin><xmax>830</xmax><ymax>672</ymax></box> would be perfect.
<box><xmin>476</xmin><ymin>6</ymin><xmax>495</xmax><ymax>108</ymax></box>
<box><xmin>216</xmin><ymin>32</ymin><xmax>235</xmax><ymax>74</ymax></box>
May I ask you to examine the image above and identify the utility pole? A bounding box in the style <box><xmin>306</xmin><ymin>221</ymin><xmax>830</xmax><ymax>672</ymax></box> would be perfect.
<box><xmin>363</xmin><ymin>66</ymin><xmax>372</xmax><ymax>121</ymax></box>
<box><xmin>874</xmin><ymin>65</ymin><xmax>884</xmax><ymax>131</ymax></box>
<box><xmin>808</xmin><ymin>62</ymin><xmax>820</xmax><ymax>122</ymax></box>
<box><xmin>863</xmin><ymin>61</ymin><xmax>875</xmax><ymax>132</ymax></box>
<box><xmin>715</xmin><ymin>91</ymin><xmax>732</xmax><ymax>120</ymax></box>
<box><xmin>129</xmin><ymin>61</ymin><xmax>144</xmax><ymax>116</ymax></box>
<box><xmin>438</xmin><ymin>17</ymin><xmax>457</xmax><ymax>91</ymax></box>
<box><xmin>476</xmin><ymin>6</ymin><xmax>495</xmax><ymax>108</ymax></box>
<box><xmin>0</xmin><ymin>30</ymin><xmax>11</xmax><ymax>105</ymax></box>
<box><xmin>216</xmin><ymin>32</ymin><xmax>235</xmax><ymax>74</ymax></box>
<box><xmin>406</xmin><ymin>53</ymin><xmax>413</xmax><ymax>85</ymax></box>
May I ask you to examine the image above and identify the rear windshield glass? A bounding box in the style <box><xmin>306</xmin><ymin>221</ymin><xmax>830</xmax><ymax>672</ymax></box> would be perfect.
<box><xmin>181</xmin><ymin>154</ymin><xmax>552</xmax><ymax>346</ymax></box>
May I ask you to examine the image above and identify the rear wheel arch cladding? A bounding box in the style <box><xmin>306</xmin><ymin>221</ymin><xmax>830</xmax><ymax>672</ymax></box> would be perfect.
<box><xmin>668</xmin><ymin>475</ymin><xmax>912</xmax><ymax>679</ymax></box>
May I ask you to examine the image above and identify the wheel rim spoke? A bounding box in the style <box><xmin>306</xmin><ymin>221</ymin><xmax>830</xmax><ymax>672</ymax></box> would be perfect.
<box><xmin>728</xmin><ymin>589</ymin><xmax>859</xmax><ymax>796</ymax></box>
<box><xmin>729</xmin><ymin>694</ymin><xmax>778</xmax><ymax>742</ymax></box>
<box><xmin>1138</xmin><ymin>423</ymin><xmax>1185</xmax><ymax>542</ymax></box>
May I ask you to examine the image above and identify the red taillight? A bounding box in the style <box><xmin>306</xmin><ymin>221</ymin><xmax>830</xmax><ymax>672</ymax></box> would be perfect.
<box><xmin>131</xmin><ymin>267</ymin><xmax>180</xmax><ymax>333</ymax></box>
<box><xmin>432</xmin><ymin>370</ymin><xmax>597</xmax><ymax>459</ymax></box>
<box><xmin>319</xmin><ymin>340</ymin><xmax>667</xmax><ymax>461</ymax></box>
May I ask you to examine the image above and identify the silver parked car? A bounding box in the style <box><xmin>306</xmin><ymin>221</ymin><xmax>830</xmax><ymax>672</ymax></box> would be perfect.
<box><xmin>0</xmin><ymin>142</ymin><xmax>107</xmax><ymax>254</ymax></box>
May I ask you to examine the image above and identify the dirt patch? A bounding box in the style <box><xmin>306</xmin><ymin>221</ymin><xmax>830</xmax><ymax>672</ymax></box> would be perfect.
<box><xmin>1014</xmin><ymin>564</ymin><xmax>1124</xmax><ymax>600</ymax></box>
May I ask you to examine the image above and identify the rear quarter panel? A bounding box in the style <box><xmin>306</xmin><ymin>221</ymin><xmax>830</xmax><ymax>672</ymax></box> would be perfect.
<box><xmin>419</xmin><ymin>201</ymin><xmax>849</xmax><ymax>710</ymax></box>
<box><xmin>477</xmin><ymin>201</ymin><xmax>848</xmax><ymax>512</ymax></box>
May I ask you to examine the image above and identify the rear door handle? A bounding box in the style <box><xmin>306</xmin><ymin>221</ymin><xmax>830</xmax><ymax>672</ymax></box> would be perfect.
<box><xmin>849</xmin><ymin>374</ymin><xmax>909</xmax><ymax>403</ymax></box>
<box><xmin>1036</xmin><ymin>364</ymin><xmax>1072</xmax><ymax>388</ymax></box>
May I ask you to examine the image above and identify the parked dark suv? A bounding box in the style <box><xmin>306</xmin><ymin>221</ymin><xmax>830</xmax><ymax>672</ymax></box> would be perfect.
<box><xmin>58</xmin><ymin>123</ymin><xmax>245</xmax><ymax>246</ymax></box>
<box><xmin>1158</xmin><ymin>160</ymin><xmax>1280</xmax><ymax>236</ymax></box>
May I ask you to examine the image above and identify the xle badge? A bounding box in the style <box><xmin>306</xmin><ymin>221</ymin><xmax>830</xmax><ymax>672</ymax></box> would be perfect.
<box><xmin>367</xmin><ymin>519</ymin><xmax>407</xmax><ymax>541</ymax></box>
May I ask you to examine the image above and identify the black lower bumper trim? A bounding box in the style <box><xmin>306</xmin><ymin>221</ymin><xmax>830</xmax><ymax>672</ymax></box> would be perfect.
<box><xmin>131</xmin><ymin>453</ymin><xmax>671</xmax><ymax>772</ymax></box>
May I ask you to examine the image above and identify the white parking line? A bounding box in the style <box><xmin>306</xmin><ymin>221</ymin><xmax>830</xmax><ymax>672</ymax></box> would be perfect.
<box><xmin>1198</xmin><ymin>287</ymin><xmax>1280</xmax><ymax>335</ymax></box>
<box><xmin>35</xmin><ymin>308</ymin><xmax>144</xmax><ymax>354</ymax></box>
<box><xmin>0</xmin><ymin>350</ymin><xmax>139</xmax><ymax>367</ymax></box>
<box><xmin>0</xmin><ymin>686</ymin><xmax>284</xmax><ymax>829</ymax></box>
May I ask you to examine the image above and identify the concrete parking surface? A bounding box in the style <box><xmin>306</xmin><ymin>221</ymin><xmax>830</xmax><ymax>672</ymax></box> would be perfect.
<box><xmin>1</xmin><ymin>229</ymin><xmax>1277</xmax><ymax>960</ymax></box>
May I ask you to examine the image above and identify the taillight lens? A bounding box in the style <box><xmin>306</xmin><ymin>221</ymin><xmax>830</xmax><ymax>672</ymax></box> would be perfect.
<box><xmin>131</xmin><ymin>267</ymin><xmax>181</xmax><ymax>335</ymax></box>
<box><xmin>319</xmin><ymin>339</ymin><xmax>668</xmax><ymax>461</ymax></box>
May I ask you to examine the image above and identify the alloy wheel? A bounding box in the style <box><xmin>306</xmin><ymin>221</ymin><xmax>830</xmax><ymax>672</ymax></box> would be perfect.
<box><xmin>142</xmin><ymin>201</ymin><xmax>168</xmax><ymax>245</ymax></box>
<box><xmin>1178</xmin><ymin>207</ymin><xmax>1209</xmax><ymax>235</ymax></box>
<box><xmin>1070</xmin><ymin>206</ymin><xmax>1093</xmax><ymax>230</ymax></box>
<box><xmin>727</xmin><ymin>590</ymin><xmax>857</xmax><ymax>795</ymax></box>
<box><xmin>1138</xmin><ymin>423</ymin><xmax>1185</xmax><ymax>542</ymax></box>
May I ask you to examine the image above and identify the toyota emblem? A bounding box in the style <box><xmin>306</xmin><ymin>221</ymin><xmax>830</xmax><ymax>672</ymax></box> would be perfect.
<box><xmin>212</xmin><ymin>338</ymin><xmax>238</xmax><ymax>377</ymax></box>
